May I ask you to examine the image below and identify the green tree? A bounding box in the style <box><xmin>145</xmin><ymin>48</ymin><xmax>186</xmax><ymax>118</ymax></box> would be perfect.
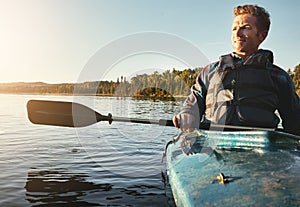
<box><xmin>293</xmin><ymin>64</ymin><xmax>300</xmax><ymax>96</ymax></box>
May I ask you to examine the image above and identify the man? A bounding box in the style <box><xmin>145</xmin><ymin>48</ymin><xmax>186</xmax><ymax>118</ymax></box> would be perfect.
<box><xmin>173</xmin><ymin>4</ymin><xmax>300</xmax><ymax>135</ymax></box>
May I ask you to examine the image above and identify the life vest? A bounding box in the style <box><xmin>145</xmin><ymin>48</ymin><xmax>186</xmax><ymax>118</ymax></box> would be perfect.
<box><xmin>204</xmin><ymin>51</ymin><xmax>280</xmax><ymax>128</ymax></box>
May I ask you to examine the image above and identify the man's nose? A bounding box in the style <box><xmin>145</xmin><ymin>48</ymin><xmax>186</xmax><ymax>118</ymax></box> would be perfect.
<box><xmin>235</xmin><ymin>27</ymin><xmax>243</xmax><ymax>37</ymax></box>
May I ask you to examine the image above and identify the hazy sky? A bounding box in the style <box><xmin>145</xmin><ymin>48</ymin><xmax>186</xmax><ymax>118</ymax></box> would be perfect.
<box><xmin>1</xmin><ymin>0</ymin><xmax>299</xmax><ymax>83</ymax></box>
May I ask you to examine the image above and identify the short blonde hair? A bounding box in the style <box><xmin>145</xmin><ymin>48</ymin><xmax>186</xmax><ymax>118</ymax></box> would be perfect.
<box><xmin>233</xmin><ymin>5</ymin><xmax>270</xmax><ymax>32</ymax></box>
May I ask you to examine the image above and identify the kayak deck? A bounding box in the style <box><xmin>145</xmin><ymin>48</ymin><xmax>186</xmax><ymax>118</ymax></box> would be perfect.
<box><xmin>166</xmin><ymin>130</ymin><xmax>300</xmax><ymax>207</ymax></box>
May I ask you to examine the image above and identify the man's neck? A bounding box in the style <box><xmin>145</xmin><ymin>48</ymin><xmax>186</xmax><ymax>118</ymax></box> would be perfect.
<box><xmin>233</xmin><ymin>50</ymin><xmax>259</xmax><ymax>60</ymax></box>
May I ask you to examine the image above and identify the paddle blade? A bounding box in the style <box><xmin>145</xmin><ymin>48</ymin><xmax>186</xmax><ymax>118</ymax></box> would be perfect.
<box><xmin>27</xmin><ymin>100</ymin><xmax>103</xmax><ymax>127</ymax></box>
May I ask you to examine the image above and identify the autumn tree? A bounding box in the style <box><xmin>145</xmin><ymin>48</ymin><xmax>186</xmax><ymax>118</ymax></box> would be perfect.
<box><xmin>292</xmin><ymin>64</ymin><xmax>300</xmax><ymax>96</ymax></box>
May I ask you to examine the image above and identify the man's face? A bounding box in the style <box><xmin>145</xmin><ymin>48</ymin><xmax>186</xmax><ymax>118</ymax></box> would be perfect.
<box><xmin>231</xmin><ymin>14</ymin><xmax>266</xmax><ymax>57</ymax></box>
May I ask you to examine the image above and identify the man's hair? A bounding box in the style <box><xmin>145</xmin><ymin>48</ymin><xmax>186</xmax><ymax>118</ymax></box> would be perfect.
<box><xmin>233</xmin><ymin>5</ymin><xmax>271</xmax><ymax>32</ymax></box>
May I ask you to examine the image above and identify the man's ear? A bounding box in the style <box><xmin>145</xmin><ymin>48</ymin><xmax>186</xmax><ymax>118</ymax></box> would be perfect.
<box><xmin>259</xmin><ymin>30</ymin><xmax>268</xmax><ymax>43</ymax></box>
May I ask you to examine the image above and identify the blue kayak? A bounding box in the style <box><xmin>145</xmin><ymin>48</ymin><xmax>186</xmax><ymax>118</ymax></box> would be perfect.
<box><xmin>166</xmin><ymin>129</ymin><xmax>300</xmax><ymax>207</ymax></box>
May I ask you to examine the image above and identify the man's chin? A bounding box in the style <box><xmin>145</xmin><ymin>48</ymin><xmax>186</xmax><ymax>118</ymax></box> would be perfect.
<box><xmin>233</xmin><ymin>44</ymin><xmax>246</xmax><ymax>51</ymax></box>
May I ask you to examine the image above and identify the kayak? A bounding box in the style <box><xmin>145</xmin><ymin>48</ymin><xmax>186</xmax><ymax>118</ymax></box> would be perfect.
<box><xmin>166</xmin><ymin>129</ymin><xmax>300</xmax><ymax>207</ymax></box>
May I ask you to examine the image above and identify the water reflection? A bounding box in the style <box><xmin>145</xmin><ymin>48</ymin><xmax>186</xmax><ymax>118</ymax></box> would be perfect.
<box><xmin>25</xmin><ymin>169</ymin><xmax>175</xmax><ymax>207</ymax></box>
<box><xmin>25</xmin><ymin>169</ymin><xmax>112</xmax><ymax>206</ymax></box>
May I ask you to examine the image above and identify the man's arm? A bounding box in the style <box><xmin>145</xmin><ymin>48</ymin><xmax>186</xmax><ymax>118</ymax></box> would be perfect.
<box><xmin>173</xmin><ymin>66</ymin><xmax>210</xmax><ymax>130</ymax></box>
<box><xmin>276</xmin><ymin>70</ymin><xmax>300</xmax><ymax>135</ymax></box>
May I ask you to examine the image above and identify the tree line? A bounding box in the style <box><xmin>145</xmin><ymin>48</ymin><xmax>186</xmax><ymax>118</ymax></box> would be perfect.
<box><xmin>1</xmin><ymin>64</ymin><xmax>300</xmax><ymax>99</ymax></box>
<box><xmin>0</xmin><ymin>68</ymin><xmax>202</xmax><ymax>99</ymax></box>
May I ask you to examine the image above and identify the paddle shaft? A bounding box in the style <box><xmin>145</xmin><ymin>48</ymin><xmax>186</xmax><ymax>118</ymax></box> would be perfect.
<box><xmin>111</xmin><ymin>116</ymin><xmax>174</xmax><ymax>126</ymax></box>
<box><xmin>26</xmin><ymin>100</ymin><xmax>300</xmax><ymax>141</ymax></box>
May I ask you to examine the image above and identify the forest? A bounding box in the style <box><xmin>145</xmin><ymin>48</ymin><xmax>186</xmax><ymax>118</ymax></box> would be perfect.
<box><xmin>0</xmin><ymin>68</ymin><xmax>202</xmax><ymax>100</ymax></box>
<box><xmin>1</xmin><ymin>64</ymin><xmax>300</xmax><ymax>99</ymax></box>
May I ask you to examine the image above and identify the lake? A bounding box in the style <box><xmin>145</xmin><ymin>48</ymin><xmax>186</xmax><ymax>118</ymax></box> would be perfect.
<box><xmin>0</xmin><ymin>94</ymin><xmax>182</xmax><ymax>206</ymax></box>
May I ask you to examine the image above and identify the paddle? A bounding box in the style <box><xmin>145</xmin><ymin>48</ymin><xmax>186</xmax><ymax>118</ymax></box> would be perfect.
<box><xmin>27</xmin><ymin>100</ymin><xmax>174</xmax><ymax>128</ymax></box>
<box><xmin>26</xmin><ymin>99</ymin><xmax>300</xmax><ymax>141</ymax></box>
<box><xmin>26</xmin><ymin>99</ymin><xmax>279</xmax><ymax>131</ymax></box>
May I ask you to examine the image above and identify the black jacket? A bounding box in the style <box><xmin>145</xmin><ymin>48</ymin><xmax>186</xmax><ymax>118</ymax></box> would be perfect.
<box><xmin>182</xmin><ymin>49</ymin><xmax>300</xmax><ymax>134</ymax></box>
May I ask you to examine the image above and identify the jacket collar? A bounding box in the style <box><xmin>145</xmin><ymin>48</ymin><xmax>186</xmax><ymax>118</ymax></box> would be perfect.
<box><xmin>218</xmin><ymin>49</ymin><xmax>274</xmax><ymax>71</ymax></box>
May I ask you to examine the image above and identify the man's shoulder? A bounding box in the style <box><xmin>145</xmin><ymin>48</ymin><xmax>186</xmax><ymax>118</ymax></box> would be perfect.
<box><xmin>204</xmin><ymin>52</ymin><xmax>235</xmax><ymax>73</ymax></box>
<box><xmin>269</xmin><ymin>63</ymin><xmax>288</xmax><ymax>75</ymax></box>
<box><xmin>204</xmin><ymin>61</ymin><xmax>220</xmax><ymax>73</ymax></box>
<box><xmin>268</xmin><ymin>63</ymin><xmax>292</xmax><ymax>83</ymax></box>
<box><xmin>270</xmin><ymin>63</ymin><xmax>286</xmax><ymax>72</ymax></box>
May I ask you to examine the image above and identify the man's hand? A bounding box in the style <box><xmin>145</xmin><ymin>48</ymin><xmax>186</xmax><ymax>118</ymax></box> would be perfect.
<box><xmin>172</xmin><ymin>113</ymin><xmax>198</xmax><ymax>131</ymax></box>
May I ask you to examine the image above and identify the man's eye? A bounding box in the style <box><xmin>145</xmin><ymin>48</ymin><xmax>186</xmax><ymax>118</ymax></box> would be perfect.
<box><xmin>242</xmin><ymin>25</ymin><xmax>251</xmax><ymax>30</ymax></box>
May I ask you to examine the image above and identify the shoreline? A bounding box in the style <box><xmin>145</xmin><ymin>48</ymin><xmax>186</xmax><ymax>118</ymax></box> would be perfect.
<box><xmin>0</xmin><ymin>92</ymin><xmax>187</xmax><ymax>99</ymax></box>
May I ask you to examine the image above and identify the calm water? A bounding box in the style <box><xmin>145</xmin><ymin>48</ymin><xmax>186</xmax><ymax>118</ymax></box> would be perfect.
<box><xmin>0</xmin><ymin>94</ymin><xmax>182</xmax><ymax>207</ymax></box>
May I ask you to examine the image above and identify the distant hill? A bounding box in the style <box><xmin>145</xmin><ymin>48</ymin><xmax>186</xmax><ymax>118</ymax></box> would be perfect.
<box><xmin>0</xmin><ymin>82</ymin><xmax>75</xmax><ymax>95</ymax></box>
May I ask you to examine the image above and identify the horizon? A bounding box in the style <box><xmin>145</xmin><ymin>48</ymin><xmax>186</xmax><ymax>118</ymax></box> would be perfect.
<box><xmin>1</xmin><ymin>0</ymin><xmax>299</xmax><ymax>83</ymax></box>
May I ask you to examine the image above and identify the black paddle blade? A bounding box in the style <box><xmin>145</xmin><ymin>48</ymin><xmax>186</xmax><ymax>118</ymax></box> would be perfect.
<box><xmin>27</xmin><ymin>100</ymin><xmax>108</xmax><ymax>127</ymax></box>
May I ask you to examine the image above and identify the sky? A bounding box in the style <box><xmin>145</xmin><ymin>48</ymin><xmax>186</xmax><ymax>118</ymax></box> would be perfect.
<box><xmin>0</xmin><ymin>0</ymin><xmax>299</xmax><ymax>83</ymax></box>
